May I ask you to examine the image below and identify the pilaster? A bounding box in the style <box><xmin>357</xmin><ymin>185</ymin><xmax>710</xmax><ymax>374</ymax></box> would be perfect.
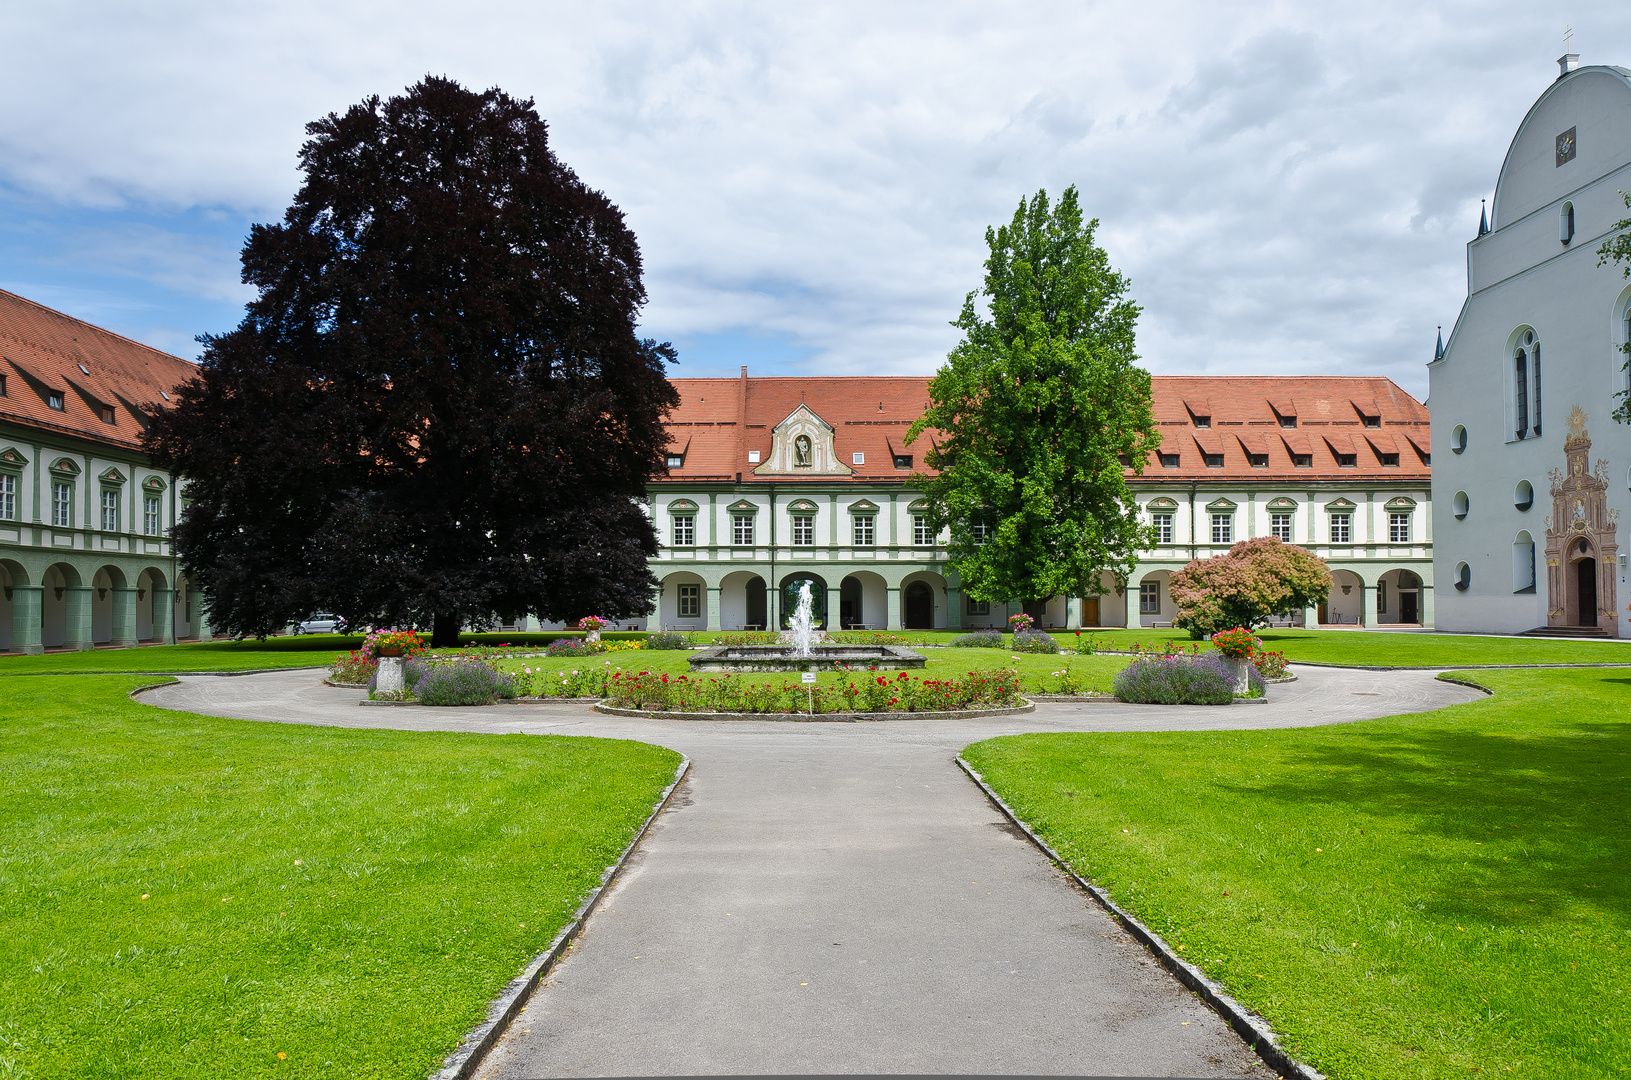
<box><xmin>110</xmin><ymin>587</ymin><xmax>138</xmax><ymax>648</ymax></box>
<box><xmin>706</xmin><ymin>586</ymin><xmax>723</xmax><ymax>631</ymax></box>
<box><xmin>886</xmin><ymin>585</ymin><xmax>902</xmax><ymax>631</ymax></box>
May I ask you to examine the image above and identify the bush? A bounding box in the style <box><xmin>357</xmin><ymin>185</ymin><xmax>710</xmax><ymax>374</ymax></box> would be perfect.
<box><xmin>1171</xmin><ymin>536</ymin><xmax>1332</xmax><ymax>639</ymax></box>
<box><xmin>1113</xmin><ymin>654</ymin><xmax>1242</xmax><ymax>705</ymax></box>
<box><xmin>1010</xmin><ymin>629</ymin><xmax>1059</xmax><ymax>654</ymax></box>
<box><xmin>644</xmin><ymin>631</ymin><xmax>690</xmax><ymax>650</ymax></box>
<box><xmin>1253</xmin><ymin>649</ymin><xmax>1290</xmax><ymax>680</ymax></box>
<box><xmin>329</xmin><ymin>651</ymin><xmax>376</xmax><ymax>685</ymax></box>
<box><xmin>602</xmin><ymin>667</ymin><xmax>1023</xmax><ymax>713</ymax></box>
<box><xmin>950</xmin><ymin>629</ymin><xmax>1005</xmax><ymax>648</ymax></box>
<box><xmin>716</xmin><ymin>631</ymin><xmax>779</xmax><ymax>646</ymax></box>
<box><xmin>415</xmin><ymin>660</ymin><xmax>507</xmax><ymax>706</ymax></box>
<box><xmin>545</xmin><ymin>638</ymin><xmax>601</xmax><ymax>657</ymax></box>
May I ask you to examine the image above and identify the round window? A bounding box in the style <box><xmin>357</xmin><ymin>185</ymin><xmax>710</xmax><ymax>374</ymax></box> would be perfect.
<box><xmin>1514</xmin><ymin>480</ymin><xmax>1533</xmax><ymax>511</ymax></box>
<box><xmin>1451</xmin><ymin>425</ymin><xmax>1467</xmax><ymax>454</ymax></box>
<box><xmin>1523</xmin><ymin>329</ymin><xmax>1535</xmax><ymax>347</ymax></box>
<box><xmin>1453</xmin><ymin>491</ymin><xmax>1469</xmax><ymax>520</ymax></box>
<box><xmin>1455</xmin><ymin>563</ymin><xmax>1471</xmax><ymax>592</ymax></box>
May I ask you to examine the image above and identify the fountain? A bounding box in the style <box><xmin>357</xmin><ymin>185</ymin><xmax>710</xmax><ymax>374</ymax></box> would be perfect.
<box><xmin>689</xmin><ymin>582</ymin><xmax>927</xmax><ymax>673</ymax></box>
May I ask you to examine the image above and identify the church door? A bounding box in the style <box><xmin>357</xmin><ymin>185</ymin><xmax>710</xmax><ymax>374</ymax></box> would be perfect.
<box><xmin>1576</xmin><ymin>559</ymin><xmax>1598</xmax><ymax>626</ymax></box>
<box><xmin>904</xmin><ymin>583</ymin><xmax>933</xmax><ymax>629</ymax></box>
<box><xmin>1082</xmin><ymin>597</ymin><xmax>1100</xmax><ymax>627</ymax></box>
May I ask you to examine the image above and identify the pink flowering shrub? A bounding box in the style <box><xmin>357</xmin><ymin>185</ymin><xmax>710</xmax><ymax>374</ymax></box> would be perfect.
<box><xmin>1170</xmin><ymin>537</ymin><xmax>1332</xmax><ymax>639</ymax></box>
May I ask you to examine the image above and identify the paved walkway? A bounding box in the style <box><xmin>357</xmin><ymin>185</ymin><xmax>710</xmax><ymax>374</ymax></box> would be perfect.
<box><xmin>145</xmin><ymin>667</ymin><xmax>1479</xmax><ymax>1078</ymax></box>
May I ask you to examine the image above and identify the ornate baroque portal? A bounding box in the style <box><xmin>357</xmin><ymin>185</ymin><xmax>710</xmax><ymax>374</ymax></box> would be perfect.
<box><xmin>1545</xmin><ymin>406</ymin><xmax>1619</xmax><ymax>633</ymax></box>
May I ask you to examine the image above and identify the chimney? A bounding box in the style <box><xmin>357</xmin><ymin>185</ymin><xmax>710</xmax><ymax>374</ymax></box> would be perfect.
<box><xmin>1558</xmin><ymin>53</ymin><xmax>1579</xmax><ymax>79</ymax></box>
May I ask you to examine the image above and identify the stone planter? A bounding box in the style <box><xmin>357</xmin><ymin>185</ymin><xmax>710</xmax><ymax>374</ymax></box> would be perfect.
<box><xmin>1221</xmin><ymin>656</ymin><xmax>1253</xmax><ymax>695</ymax></box>
<box><xmin>376</xmin><ymin>655</ymin><xmax>406</xmax><ymax>693</ymax></box>
<box><xmin>586</xmin><ymin>628</ymin><xmax>601</xmax><ymax>644</ymax></box>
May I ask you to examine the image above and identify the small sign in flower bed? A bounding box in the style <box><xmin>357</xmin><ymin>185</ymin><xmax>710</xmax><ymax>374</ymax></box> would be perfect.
<box><xmin>595</xmin><ymin>668</ymin><xmax>1029</xmax><ymax>719</ymax></box>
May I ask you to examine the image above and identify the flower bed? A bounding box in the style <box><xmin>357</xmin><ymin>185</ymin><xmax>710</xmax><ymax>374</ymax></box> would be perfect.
<box><xmin>600</xmin><ymin>668</ymin><xmax>1023</xmax><ymax>715</ymax></box>
<box><xmin>1112</xmin><ymin>653</ymin><xmax>1265</xmax><ymax>705</ymax></box>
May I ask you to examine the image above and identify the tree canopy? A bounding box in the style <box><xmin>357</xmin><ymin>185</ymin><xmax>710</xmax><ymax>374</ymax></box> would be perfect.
<box><xmin>1169</xmin><ymin>537</ymin><xmax>1333</xmax><ymax>638</ymax></box>
<box><xmin>1596</xmin><ymin>191</ymin><xmax>1631</xmax><ymax>424</ymax></box>
<box><xmin>144</xmin><ymin>77</ymin><xmax>678</xmax><ymax>644</ymax></box>
<box><xmin>905</xmin><ymin>186</ymin><xmax>1161</xmax><ymax>609</ymax></box>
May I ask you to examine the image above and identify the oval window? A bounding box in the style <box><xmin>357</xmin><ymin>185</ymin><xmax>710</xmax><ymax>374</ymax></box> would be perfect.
<box><xmin>1451</xmin><ymin>425</ymin><xmax>1467</xmax><ymax>454</ymax></box>
<box><xmin>1455</xmin><ymin>562</ymin><xmax>1471</xmax><ymax>592</ymax></box>
<box><xmin>1453</xmin><ymin>491</ymin><xmax>1470</xmax><ymax>520</ymax></box>
<box><xmin>1514</xmin><ymin>480</ymin><xmax>1533</xmax><ymax>511</ymax></box>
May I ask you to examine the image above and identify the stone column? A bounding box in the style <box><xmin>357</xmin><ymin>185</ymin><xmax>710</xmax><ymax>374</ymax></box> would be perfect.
<box><xmin>376</xmin><ymin>655</ymin><xmax>405</xmax><ymax>693</ymax></box>
<box><xmin>110</xmin><ymin>587</ymin><xmax>139</xmax><ymax>648</ymax></box>
<box><xmin>886</xmin><ymin>585</ymin><xmax>902</xmax><ymax>631</ymax></box>
<box><xmin>1303</xmin><ymin>604</ymin><xmax>1319</xmax><ymax>629</ymax></box>
<box><xmin>1362</xmin><ymin>584</ymin><xmax>1378</xmax><ymax>628</ymax></box>
<box><xmin>151</xmin><ymin>589</ymin><xmax>175</xmax><ymax>644</ymax></box>
<box><xmin>9</xmin><ymin>585</ymin><xmax>43</xmax><ymax>654</ymax></box>
<box><xmin>945</xmin><ymin>585</ymin><xmax>962</xmax><ymax>631</ymax></box>
<box><xmin>1419</xmin><ymin>584</ymin><xmax>1434</xmax><ymax>629</ymax></box>
<box><xmin>706</xmin><ymin>586</ymin><xmax>722</xmax><ymax>631</ymax></box>
<box><xmin>64</xmin><ymin>586</ymin><xmax>94</xmax><ymax>651</ymax></box>
<box><xmin>1065</xmin><ymin>596</ymin><xmax>1082</xmax><ymax>630</ymax></box>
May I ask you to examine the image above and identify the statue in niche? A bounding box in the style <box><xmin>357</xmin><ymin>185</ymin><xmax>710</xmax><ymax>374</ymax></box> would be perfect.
<box><xmin>794</xmin><ymin>434</ymin><xmax>812</xmax><ymax>467</ymax></box>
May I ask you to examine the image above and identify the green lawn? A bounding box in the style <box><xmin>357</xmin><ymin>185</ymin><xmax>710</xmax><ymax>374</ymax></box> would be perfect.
<box><xmin>961</xmin><ymin>667</ymin><xmax>1630</xmax><ymax>1079</ymax></box>
<box><xmin>497</xmin><ymin>646</ymin><xmax>1130</xmax><ymax>697</ymax></box>
<box><xmin>1071</xmin><ymin>627</ymin><xmax>1631</xmax><ymax>668</ymax></box>
<box><xmin>0</xmin><ymin>675</ymin><xmax>682</xmax><ymax>1079</ymax></box>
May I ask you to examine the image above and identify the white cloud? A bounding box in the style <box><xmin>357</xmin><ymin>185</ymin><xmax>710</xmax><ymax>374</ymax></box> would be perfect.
<box><xmin>2</xmin><ymin>0</ymin><xmax>1627</xmax><ymax>394</ymax></box>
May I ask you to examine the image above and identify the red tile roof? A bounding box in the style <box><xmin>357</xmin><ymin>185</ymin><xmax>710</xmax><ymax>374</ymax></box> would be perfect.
<box><xmin>0</xmin><ymin>289</ymin><xmax>195</xmax><ymax>452</ymax></box>
<box><xmin>661</xmin><ymin>372</ymin><xmax>1429</xmax><ymax>484</ymax></box>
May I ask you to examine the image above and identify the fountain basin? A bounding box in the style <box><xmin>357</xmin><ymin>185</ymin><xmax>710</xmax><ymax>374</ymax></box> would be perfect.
<box><xmin>688</xmin><ymin>645</ymin><xmax>927</xmax><ymax>673</ymax></box>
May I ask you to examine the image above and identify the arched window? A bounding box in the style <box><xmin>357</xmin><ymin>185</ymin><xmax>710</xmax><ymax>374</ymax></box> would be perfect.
<box><xmin>1513</xmin><ymin>532</ymin><xmax>1536</xmax><ymax>593</ymax></box>
<box><xmin>1532</xmin><ymin>340</ymin><xmax>1542</xmax><ymax>436</ymax></box>
<box><xmin>1514</xmin><ymin>346</ymin><xmax>1529</xmax><ymax>439</ymax></box>
<box><xmin>1561</xmin><ymin>202</ymin><xmax>1575</xmax><ymax>244</ymax></box>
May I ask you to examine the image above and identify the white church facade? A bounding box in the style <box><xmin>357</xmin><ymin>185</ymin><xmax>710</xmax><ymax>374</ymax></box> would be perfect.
<box><xmin>1429</xmin><ymin>56</ymin><xmax>1631</xmax><ymax>638</ymax></box>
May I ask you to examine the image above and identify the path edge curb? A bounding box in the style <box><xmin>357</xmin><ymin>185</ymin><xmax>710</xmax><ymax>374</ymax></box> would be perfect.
<box><xmin>954</xmin><ymin>755</ymin><xmax>1325</xmax><ymax>1080</ymax></box>
<box><xmin>430</xmin><ymin>754</ymin><xmax>693</xmax><ymax>1080</ymax></box>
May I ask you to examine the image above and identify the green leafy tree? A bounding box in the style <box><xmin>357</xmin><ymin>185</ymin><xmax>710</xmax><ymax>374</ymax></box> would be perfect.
<box><xmin>1169</xmin><ymin>537</ymin><xmax>1333</xmax><ymax>639</ymax></box>
<box><xmin>1596</xmin><ymin>190</ymin><xmax>1631</xmax><ymax>424</ymax></box>
<box><xmin>906</xmin><ymin>186</ymin><xmax>1160</xmax><ymax>612</ymax></box>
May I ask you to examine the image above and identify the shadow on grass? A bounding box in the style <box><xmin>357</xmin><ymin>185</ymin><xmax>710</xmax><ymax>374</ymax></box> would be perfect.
<box><xmin>1214</xmin><ymin>717</ymin><xmax>1631</xmax><ymax>923</ymax></box>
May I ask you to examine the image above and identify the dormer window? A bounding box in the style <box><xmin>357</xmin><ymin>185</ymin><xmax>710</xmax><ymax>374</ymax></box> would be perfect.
<box><xmin>1293</xmin><ymin>454</ymin><xmax>1313</xmax><ymax>467</ymax></box>
<box><xmin>1279</xmin><ymin>416</ymin><xmax>1297</xmax><ymax>429</ymax></box>
<box><xmin>48</xmin><ymin>392</ymin><xmax>64</xmax><ymax>411</ymax></box>
<box><xmin>893</xmin><ymin>454</ymin><xmax>911</xmax><ymax>469</ymax></box>
<box><xmin>666</xmin><ymin>454</ymin><xmax>684</xmax><ymax>469</ymax></box>
<box><xmin>1363</xmin><ymin>415</ymin><xmax>1381</xmax><ymax>429</ymax></box>
<box><xmin>101</xmin><ymin>405</ymin><xmax>116</xmax><ymax>425</ymax></box>
<box><xmin>0</xmin><ymin>373</ymin><xmax>7</xmax><ymax>396</ymax></box>
<box><xmin>1248</xmin><ymin>454</ymin><xmax>1268</xmax><ymax>468</ymax></box>
<box><xmin>1337</xmin><ymin>454</ymin><xmax>1357</xmax><ymax>467</ymax></box>
<box><xmin>1192</xmin><ymin>415</ymin><xmax>1211</xmax><ymax>429</ymax></box>
<box><xmin>1159</xmin><ymin>453</ymin><xmax>1180</xmax><ymax>468</ymax></box>
<box><xmin>1203</xmin><ymin>453</ymin><xmax>1224</xmax><ymax>468</ymax></box>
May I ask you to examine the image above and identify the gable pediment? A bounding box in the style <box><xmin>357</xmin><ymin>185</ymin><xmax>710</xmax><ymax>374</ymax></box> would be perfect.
<box><xmin>847</xmin><ymin>499</ymin><xmax>880</xmax><ymax>514</ymax></box>
<box><xmin>0</xmin><ymin>446</ymin><xmax>27</xmax><ymax>470</ymax></box>
<box><xmin>753</xmin><ymin>403</ymin><xmax>853</xmax><ymax>476</ymax></box>
<box><xmin>1265</xmin><ymin>496</ymin><xmax>1298</xmax><ymax>511</ymax></box>
<box><xmin>1205</xmin><ymin>497</ymin><xmax>1237</xmax><ymax>512</ymax></box>
<box><xmin>1146</xmin><ymin>497</ymin><xmax>1179</xmax><ymax>511</ymax></box>
<box><xmin>787</xmin><ymin>499</ymin><xmax>818</xmax><ymax>513</ymax></box>
<box><xmin>99</xmin><ymin>467</ymin><xmax>127</xmax><ymax>485</ymax></box>
<box><xmin>727</xmin><ymin>499</ymin><xmax>759</xmax><ymax>514</ymax></box>
<box><xmin>1324</xmin><ymin>497</ymin><xmax>1357</xmax><ymax>512</ymax></box>
<box><xmin>142</xmin><ymin>475</ymin><xmax>167</xmax><ymax>492</ymax></box>
<box><xmin>49</xmin><ymin>457</ymin><xmax>80</xmax><ymax>477</ymax></box>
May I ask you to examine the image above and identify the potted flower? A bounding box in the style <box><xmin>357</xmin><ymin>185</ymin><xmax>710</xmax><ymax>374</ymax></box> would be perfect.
<box><xmin>1008</xmin><ymin>612</ymin><xmax>1034</xmax><ymax>634</ymax></box>
<box><xmin>577</xmin><ymin>615</ymin><xmax>607</xmax><ymax>644</ymax></box>
<box><xmin>371</xmin><ymin>629</ymin><xmax>427</xmax><ymax>658</ymax></box>
<box><xmin>1210</xmin><ymin>627</ymin><xmax>1260</xmax><ymax>695</ymax></box>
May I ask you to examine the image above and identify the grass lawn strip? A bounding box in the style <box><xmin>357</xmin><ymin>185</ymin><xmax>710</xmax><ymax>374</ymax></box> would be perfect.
<box><xmin>0</xmin><ymin>675</ymin><xmax>681</xmax><ymax>1080</ymax></box>
<box><xmin>961</xmin><ymin>667</ymin><xmax>1630</xmax><ymax>1079</ymax></box>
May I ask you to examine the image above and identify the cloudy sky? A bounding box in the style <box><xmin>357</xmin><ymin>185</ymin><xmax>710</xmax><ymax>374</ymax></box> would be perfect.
<box><xmin>3</xmin><ymin>1</ymin><xmax>1628</xmax><ymax>399</ymax></box>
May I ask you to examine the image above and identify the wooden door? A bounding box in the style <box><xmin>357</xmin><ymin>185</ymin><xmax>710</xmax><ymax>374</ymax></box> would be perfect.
<box><xmin>1082</xmin><ymin>597</ymin><xmax>1100</xmax><ymax>626</ymax></box>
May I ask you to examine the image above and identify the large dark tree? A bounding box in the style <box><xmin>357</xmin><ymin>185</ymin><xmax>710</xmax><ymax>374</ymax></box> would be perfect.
<box><xmin>145</xmin><ymin>77</ymin><xmax>679</xmax><ymax>645</ymax></box>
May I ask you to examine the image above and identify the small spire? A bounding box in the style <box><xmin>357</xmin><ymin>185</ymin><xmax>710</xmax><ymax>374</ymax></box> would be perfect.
<box><xmin>1434</xmin><ymin>326</ymin><xmax>1445</xmax><ymax>362</ymax></box>
<box><xmin>1478</xmin><ymin>199</ymin><xmax>1489</xmax><ymax>236</ymax></box>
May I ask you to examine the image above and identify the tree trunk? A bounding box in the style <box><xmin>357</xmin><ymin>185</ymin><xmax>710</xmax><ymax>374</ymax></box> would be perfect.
<box><xmin>431</xmin><ymin>612</ymin><xmax>460</xmax><ymax>648</ymax></box>
<box><xmin>1022</xmin><ymin>598</ymin><xmax>1049</xmax><ymax>625</ymax></box>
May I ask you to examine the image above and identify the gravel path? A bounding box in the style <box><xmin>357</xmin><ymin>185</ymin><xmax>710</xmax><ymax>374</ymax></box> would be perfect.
<box><xmin>144</xmin><ymin>665</ymin><xmax>1479</xmax><ymax>1078</ymax></box>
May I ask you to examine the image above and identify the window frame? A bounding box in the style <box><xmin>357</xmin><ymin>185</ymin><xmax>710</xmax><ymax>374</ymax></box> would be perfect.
<box><xmin>100</xmin><ymin>488</ymin><xmax>120</xmax><ymax>532</ymax></box>
<box><xmin>967</xmin><ymin>597</ymin><xmax>990</xmax><ymax>616</ymax></box>
<box><xmin>791</xmin><ymin>514</ymin><xmax>815</xmax><ymax>546</ymax></box>
<box><xmin>1152</xmin><ymin>513</ymin><xmax>1173</xmax><ymax>544</ymax></box>
<box><xmin>1329</xmin><ymin>512</ymin><xmax>1352</xmax><ymax>544</ymax></box>
<box><xmin>1139</xmin><ymin>580</ymin><xmax>1161</xmax><ymax>614</ymax></box>
<box><xmin>852</xmin><ymin>514</ymin><xmax>875</xmax><ymax>547</ymax></box>
<box><xmin>144</xmin><ymin>494</ymin><xmax>162</xmax><ymax>537</ymax></box>
<box><xmin>911</xmin><ymin>514</ymin><xmax>934</xmax><ymax>546</ymax></box>
<box><xmin>51</xmin><ymin>480</ymin><xmax>73</xmax><ymax>528</ymax></box>
<box><xmin>0</xmin><ymin>471</ymin><xmax>15</xmax><ymax>521</ymax></box>
<box><xmin>1388</xmin><ymin>512</ymin><xmax>1411</xmax><ymax>543</ymax></box>
<box><xmin>670</xmin><ymin>513</ymin><xmax>695</xmax><ymax>547</ymax></box>
<box><xmin>677</xmin><ymin>583</ymin><xmax>701</xmax><ymax>618</ymax></box>
<box><xmin>1210</xmin><ymin>512</ymin><xmax>1233</xmax><ymax>545</ymax></box>
<box><xmin>732</xmin><ymin>514</ymin><xmax>755</xmax><ymax>546</ymax></box>
<box><xmin>1270</xmin><ymin>513</ymin><xmax>1293</xmax><ymax>542</ymax></box>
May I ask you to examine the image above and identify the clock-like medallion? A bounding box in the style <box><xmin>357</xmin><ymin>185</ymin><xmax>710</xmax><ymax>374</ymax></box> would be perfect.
<box><xmin>1556</xmin><ymin>126</ymin><xmax>1577</xmax><ymax>166</ymax></box>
